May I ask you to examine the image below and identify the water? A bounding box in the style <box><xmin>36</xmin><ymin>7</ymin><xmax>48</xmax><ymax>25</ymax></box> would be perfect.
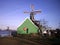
<box><xmin>0</xmin><ymin>30</ymin><xmax>11</xmax><ymax>37</ymax></box>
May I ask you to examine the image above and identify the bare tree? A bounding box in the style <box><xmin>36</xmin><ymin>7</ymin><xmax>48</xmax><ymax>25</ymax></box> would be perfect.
<box><xmin>40</xmin><ymin>19</ymin><xmax>48</xmax><ymax>31</ymax></box>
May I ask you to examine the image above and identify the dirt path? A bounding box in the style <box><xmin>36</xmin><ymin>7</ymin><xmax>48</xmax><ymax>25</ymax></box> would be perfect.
<box><xmin>15</xmin><ymin>37</ymin><xmax>42</xmax><ymax>45</ymax></box>
<box><xmin>0</xmin><ymin>37</ymin><xmax>41</xmax><ymax>45</ymax></box>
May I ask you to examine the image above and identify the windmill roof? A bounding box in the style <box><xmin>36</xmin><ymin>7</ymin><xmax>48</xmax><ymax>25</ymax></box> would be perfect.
<box><xmin>17</xmin><ymin>17</ymin><xmax>39</xmax><ymax>34</ymax></box>
<box><xmin>18</xmin><ymin>18</ymin><xmax>38</xmax><ymax>29</ymax></box>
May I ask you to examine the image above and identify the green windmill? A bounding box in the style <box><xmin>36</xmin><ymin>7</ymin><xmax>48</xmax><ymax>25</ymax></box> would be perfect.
<box><xmin>17</xmin><ymin>18</ymin><xmax>38</xmax><ymax>34</ymax></box>
<box><xmin>17</xmin><ymin>5</ymin><xmax>42</xmax><ymax>34</ymax></box>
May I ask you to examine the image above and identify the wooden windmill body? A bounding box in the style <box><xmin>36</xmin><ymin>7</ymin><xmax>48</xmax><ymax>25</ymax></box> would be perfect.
<box><xmin>24</xmin><ymin>5</ymin><xmax>42</xmax><ymax>34</ymax></box>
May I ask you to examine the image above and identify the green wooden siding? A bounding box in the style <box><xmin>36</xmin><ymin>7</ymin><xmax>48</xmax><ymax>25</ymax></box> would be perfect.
<box><xmin>17</xmin><ymin>18</ymin><xmax>38</xmax><ymax>34</ymax></box>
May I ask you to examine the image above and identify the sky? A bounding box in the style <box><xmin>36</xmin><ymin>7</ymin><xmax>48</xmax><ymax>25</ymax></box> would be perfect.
<box><xmin>0</xmin><ymin>0</ymin><xmax>60</xmax><ymax>30</ymax></box>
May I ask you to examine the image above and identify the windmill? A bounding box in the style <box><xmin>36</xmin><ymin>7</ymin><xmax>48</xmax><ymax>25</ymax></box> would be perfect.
<box><xmin>24</xmin><ymin>5</ymin><xmax>42</xmax><ymax>35</ymax></box>
<box><xmin>24</xmin><ymin>4</ymin><xmax>41</xmax><ymax>21</ymax></box>
<box><xmin>6</xmin><ymin>26</ymin><xmax>9</xmax><ymax>30</ymax></box>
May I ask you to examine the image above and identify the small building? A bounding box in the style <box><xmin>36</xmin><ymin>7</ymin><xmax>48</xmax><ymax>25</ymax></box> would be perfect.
<box><xmin>17</xmin><ymin>18</ymin><xmax>38</xmax><ymax>34</ymax></box>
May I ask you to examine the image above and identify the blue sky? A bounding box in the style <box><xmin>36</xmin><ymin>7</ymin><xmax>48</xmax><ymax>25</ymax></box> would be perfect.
<box><xmin>0</xmin><ymin>0</ymin><xmax>60</xmax><ymax>30</ymax></box>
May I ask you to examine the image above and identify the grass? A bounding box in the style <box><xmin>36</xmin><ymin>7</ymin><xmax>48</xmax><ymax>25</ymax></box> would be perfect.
<box><xmin>17</xmin><ymin>34</ymin><xmax>60</xmax><ymax>45</ymax></box>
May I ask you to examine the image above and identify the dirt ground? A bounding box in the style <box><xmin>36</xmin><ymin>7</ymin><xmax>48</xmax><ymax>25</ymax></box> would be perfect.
<box><xmin>0</xmin><ymin>37</ymin><xmax>41</xmax><ymax>45</ymax></box>
<box><xmin>0</xmin><ymin>37</ymin><xmax>60</xmax><ymax>45</ymax></box>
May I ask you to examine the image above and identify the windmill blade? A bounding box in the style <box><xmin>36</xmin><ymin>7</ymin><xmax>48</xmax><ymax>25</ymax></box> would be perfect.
<box><xmin>30</xmin><ymin>4</ymin><xmax>34</xmax><ymax>11</ymax></box>
<box><xmin>24</xmin><ymin>11</ymin><xmax>30</xmax><ymax>13</ymax></box>
<box><xmin>34</xmin><ymin>10</ymin><xmax>41</xmax><ymax>13</ymax></box>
